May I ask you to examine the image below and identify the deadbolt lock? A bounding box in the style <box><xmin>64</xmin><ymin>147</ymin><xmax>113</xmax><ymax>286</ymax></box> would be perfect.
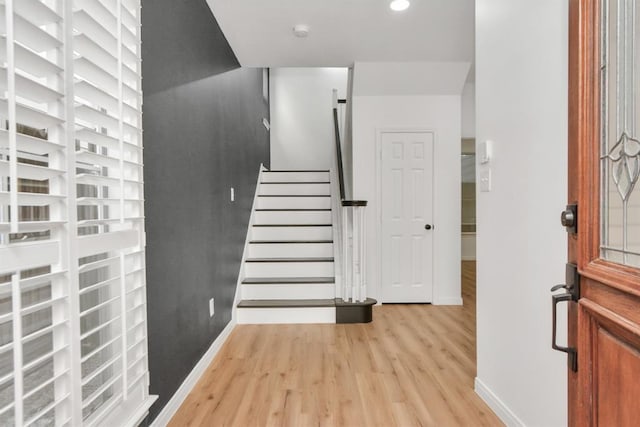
<box><xmin>561</xmin><ymin>204</ymin><xmax>578</xmax><ymax>234</ymax></box>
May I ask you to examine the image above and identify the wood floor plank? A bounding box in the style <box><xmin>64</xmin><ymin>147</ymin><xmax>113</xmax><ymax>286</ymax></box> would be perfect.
<box><xmin>169</xmin><ymin>261</ymin><xmax>503</xmax><ymax>426</ymax></box>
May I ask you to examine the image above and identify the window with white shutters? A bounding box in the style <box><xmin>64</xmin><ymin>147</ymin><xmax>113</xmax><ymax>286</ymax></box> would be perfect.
<box><xmin>0</xmin><ymin>0</ymin><xmax>154</xmax><ymax>425</ymax></box>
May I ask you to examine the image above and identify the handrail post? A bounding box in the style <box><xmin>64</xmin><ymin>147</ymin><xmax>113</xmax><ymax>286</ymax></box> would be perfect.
<box><xmin>342</xmin><ymin>205</ymin><xmax>349</xmax><ymax>301</ymax></box>
<box><xmin>352</xmin><ymin>206</ymin><xmax>359</xmax><ymax>303</ymax></box>
<box><xmin>359</xmin><ymin>206</ymin><xmax>366</xmax><ymax>302</ymax></box>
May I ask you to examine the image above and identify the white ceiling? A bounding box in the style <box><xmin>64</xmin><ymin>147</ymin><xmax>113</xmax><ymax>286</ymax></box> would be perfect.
<box><xmin>206</xmin><ymin>0</ymin><xmax>475</xmax><ymax>68</ymax></box>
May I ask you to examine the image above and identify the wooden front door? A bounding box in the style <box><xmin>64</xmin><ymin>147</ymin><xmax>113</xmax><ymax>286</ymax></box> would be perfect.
<box><xmin>563</xmin><ymin>0</ymin><xmax>640</xmax><ymax>424</ymax></box>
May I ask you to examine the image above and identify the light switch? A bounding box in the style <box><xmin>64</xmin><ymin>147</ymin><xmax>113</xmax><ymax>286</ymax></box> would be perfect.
<box><xmin>480</xmin><ymin>169</ymin><xmax>492</xmax><ymax>192</ymax></box>
<box><xmin>230</xmin><ymin>187</ymin><xmax>235</xmax><ymax>202</ymax></box>
<box><xmin>479</xmin><ymin>140</ymin><xmax>492</xmax><ymax>164</ymax></box>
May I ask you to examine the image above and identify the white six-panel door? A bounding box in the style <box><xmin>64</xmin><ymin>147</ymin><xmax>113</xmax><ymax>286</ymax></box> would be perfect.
<box><xmin>381</xmin><ymin>132</ymin><xmax>434</xmax><ymax>303</ymax></box>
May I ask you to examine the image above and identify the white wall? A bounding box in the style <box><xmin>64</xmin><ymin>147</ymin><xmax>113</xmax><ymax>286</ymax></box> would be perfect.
<box><xmin>475</xmin><ymin>1</ymin><xmax>568</xmax><ymax>426</ymax></box>
<box><xmin>462</xmin><ymin>82</ymin><xmax>475</xmax><ymax>138</ymax></box>
<box><xmin>354</xmin><ymin>62</ymin><xmax>470</xmax><ymax>96</ymax></box>
<box><xmin>352</xmin><ymin>62</ymin><xmax>468</xmax><ymax>305</ymax></box>
<box><xmin>269</xmin><ymin>68</ymin><xmax>348</xmax><ymax>170</ymax></box>
<box><xmin>352</xmin><ymin>95</ymin><xmax>462</xmax><ymax>305</ymax></box>
<box><xmin>461</xmin><ymin>83</ymin><xmax>476</xmax><ymax>261</ymax></box>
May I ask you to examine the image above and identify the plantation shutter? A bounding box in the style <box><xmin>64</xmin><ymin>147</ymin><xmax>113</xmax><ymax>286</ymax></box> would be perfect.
<box><xmin>0</xmin><ymin>0</ymin><xmax>154</xmax><ymax>425</ymax></box>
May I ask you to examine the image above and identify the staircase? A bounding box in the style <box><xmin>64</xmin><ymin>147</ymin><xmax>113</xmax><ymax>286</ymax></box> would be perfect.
<box><xmin>236</xmin><ymin>170</ymin><xmax>338</xmax><ymax>324</ymax></box>
<box><xmin>236</xmin><ymin>91</ymin><xmax>377</xmax><ymax>324</ymax></box>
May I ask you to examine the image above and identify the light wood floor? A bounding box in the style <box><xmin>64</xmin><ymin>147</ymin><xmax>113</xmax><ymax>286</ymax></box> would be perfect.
<box><xmin>169</xmin><ymin>262</ymin><xmax>502</xmax><ymax>426</ymax></box>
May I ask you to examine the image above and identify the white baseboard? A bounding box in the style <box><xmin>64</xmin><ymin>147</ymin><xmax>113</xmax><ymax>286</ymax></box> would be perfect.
<box><xmin>126</xmin><ymin>396</ymin><xmax>158</xmax><ymax>427</ymax></box>
<box><xmin>433</xmin><ymin>297</ymin><xmax>463</xmax><ymax>306</ymax></box>
<box><xmin>151</xmin><ymin>319</ymin><xmax>236</xmax><ymax>427</ymax></box>
<box><xmin>474</xmin><ymin>377</ymin><xmax>526</xmax><ymax>427</ymax></box>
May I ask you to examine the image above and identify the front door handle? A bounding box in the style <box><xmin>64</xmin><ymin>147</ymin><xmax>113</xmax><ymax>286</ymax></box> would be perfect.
<box><xmin>425</xmin><ymin>224</ymin><xmax>432</xmax><ymax>230</ymax></box>
<box><xmin>551</xmin><ymin>284</ymin><xmax>577</xmax><ymax>372</ymax></box>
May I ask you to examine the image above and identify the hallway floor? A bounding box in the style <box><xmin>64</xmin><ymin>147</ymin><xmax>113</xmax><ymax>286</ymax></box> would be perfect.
<box><xmin>169</xmin><ymin>262</ymin><xmax>502</xmax><ymax>426</ymax></box>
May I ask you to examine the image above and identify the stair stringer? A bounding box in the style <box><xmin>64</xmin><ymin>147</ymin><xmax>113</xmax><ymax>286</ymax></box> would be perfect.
<box><xmin>232</xmin><ymin>164</ymin><xmax>266</xmax><ymax>323</ymax></box>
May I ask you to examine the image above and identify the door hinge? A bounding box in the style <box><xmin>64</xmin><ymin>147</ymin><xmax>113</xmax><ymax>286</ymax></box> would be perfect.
<box><xmin>561</xmin><ymin>204</ymin><xmax>578</xmax><ymax>234</ymax></box>
<box><xmin>550</xmin><ymin>262</ymin><xmax>580</xmax><ymax>372</ymax></box>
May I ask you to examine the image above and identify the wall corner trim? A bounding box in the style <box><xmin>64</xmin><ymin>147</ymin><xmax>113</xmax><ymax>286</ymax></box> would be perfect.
<box><xmin>433</xmin><ymin>297</ymin><xmax>463</xmax><ymax>306</ymax></box>
<box><xmin>474</xmin><ymin>377</ymin><xmax>526</xmax><ymax>427</ymax></box>
<box><xmin>151</xmin><ymin>319</ymin><xmax>237</xmax><ymax>427</ymax></box>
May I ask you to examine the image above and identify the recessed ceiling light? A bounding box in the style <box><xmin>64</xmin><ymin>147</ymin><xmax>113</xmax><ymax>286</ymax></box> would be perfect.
<box><xmin>293</xmin><ymin>24</ymin><xmax>310</xmax><ymax>38</ymax></box>
<box><xmin>390</xmin><ymin>0</ymin><xmax>410</xmax><ymax>11</ymax></box>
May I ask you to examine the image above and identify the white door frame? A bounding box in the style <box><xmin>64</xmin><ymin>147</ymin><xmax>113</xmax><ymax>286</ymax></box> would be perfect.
<box><xmin>375</xmin><ymin>128</ymin><xmax>436</xmax><ymax>303</ymax></box>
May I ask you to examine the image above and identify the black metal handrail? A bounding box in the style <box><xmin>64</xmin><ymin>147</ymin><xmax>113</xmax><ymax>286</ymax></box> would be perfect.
<box><xmin>333</xmin><ymin>106</ymin><xmax>346</xmax><ymax>201</ymax></box>
<box><xmin>333</xmin><ymin>101</ymin><xmax>367</xmax><ymax>207</ymax></box>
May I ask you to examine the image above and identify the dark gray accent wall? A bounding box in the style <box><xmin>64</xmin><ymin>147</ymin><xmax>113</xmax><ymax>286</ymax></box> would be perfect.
<box><xmin>141</xmin><ymin>0</ymin><xmax>269</xmax><ymax>421</ymax></box>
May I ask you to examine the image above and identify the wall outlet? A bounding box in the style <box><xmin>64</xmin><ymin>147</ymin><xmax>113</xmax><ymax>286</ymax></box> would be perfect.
<box><xmin>480</xmin><ymin>169</ymin><xmax>492</xmax><ymax>192</ymax></box>
<box><xmin>209</xmin><ymin>298</ymin><xmax>215</xmax><ymax>317</ymax></box>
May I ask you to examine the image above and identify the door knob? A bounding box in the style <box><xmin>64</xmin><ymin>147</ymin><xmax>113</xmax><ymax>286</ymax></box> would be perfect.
<box><xmin>425</xmin><ymin>224</ymin><xmax>432</xmax><ymax>230</ymax></box>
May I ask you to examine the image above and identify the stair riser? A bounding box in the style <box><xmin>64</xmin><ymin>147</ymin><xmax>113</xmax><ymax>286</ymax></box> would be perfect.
<box><xmin>248</xmin><ymin>243</ymin><xmax>334</xmax><ymax>258</ymax></box>
<box><xmin>257</xmin><ymin>197</ymin><xmax>331</xmax><ymax>209</ymax></box>
<box><xmin>242</xmin><ymin>284</ymin><xmax>335</xmax><ymax>300</ymax></box>
<box><xmin>259</xmin><ymin>183</ymin><xmax>330</xmax><ymax>195</ymax></box>
<box><xmin>251</xmin><ymin>226</ymin><xmax>332</xmax><ymax>240</ymax></box>
<box><xmin>262</xmin><ymin>172</ymin><xmax>329</xmax><ymax>183</ymax></box>
<box><xmin>244</xmin><ymin>261</ymin><xmax>334</xmax><ymax>278</ymax></box>
<box><xmin>237</xmin><ymin>307</ymin><xmax>336</xmax><ymax>324</ymax></box>
<box><xmin>254</xmin><ymin>210</ymin><xmax>332</xmax><ymax>224</ymax></box>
